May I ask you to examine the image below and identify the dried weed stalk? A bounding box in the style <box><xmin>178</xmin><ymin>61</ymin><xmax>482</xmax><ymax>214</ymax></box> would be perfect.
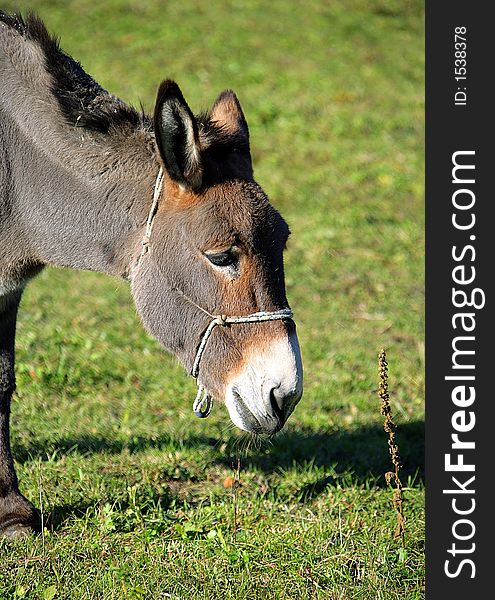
<box><xmin>378</xmin><ymin>349</ymin><xmax>405</xmax><ymax>544</ymax></box>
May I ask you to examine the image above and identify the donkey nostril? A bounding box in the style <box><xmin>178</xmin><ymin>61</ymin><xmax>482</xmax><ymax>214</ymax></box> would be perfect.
<box><xmin>269</xmin><ymin>387</ymin><xmax>284</xmax><ymax>422</ymax></box>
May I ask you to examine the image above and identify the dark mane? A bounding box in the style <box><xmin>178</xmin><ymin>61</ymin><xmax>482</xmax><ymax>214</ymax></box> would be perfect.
<box><xmin>0</xmin><ymin>10</ymin><xmax>150</xmax><ymax>134</ymax></box>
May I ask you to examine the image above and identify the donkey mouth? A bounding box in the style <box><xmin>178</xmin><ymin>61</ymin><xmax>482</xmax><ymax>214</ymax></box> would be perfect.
<box><xmin>227</xmin><ymin>388</ymin><xmax>283</xmax><ymax>435</ymax></box>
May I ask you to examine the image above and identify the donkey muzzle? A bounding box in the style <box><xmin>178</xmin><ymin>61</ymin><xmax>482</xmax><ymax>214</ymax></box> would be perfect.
<box><xmin>224</xmin><ymin>332</ymin><xmax>303</xmax><ymax>434</ymax></box>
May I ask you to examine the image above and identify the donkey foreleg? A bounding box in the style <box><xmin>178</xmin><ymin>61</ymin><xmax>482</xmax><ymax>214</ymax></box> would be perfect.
<box><xmin>0</xmin><ymin>290</ymin><xmax>40</xmax><ymax>538</ymax></box>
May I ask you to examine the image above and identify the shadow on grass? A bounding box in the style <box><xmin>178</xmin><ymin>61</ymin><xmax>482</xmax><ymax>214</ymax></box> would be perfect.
<box><xmin>12</xmin><ymin>421</ymin><xmax>423</xmax><ymax>529</ymax></box>
<box><xmin>12</xmin><ymin>432</ymin><xmax>219</xmax><ymax>464</ymax></box>
<box><xmin>14</xmin><ymin>420</ymin><xmax>424</xmax><ymax>486</ymax></box>
<box><xmin>231</xmin><ymin>420</ymin><xmax>425</xmax><ymax>485</ymax></box>
<box><xmin>45</xmin><ymin>500</ymin><xmax>95</xmax><ymax>531</ymax></box>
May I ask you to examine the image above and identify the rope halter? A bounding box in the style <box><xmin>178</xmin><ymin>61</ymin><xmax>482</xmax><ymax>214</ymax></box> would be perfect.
<box><xmin>138</xmin><ymin>168</ymin><xmax>294</xmax><ymax>418</ymax></box>
<box><xmin>190</xmin><ymin>307</ymin><xmax>293</xmax><ymax>418</ymax></box>
<box><xmin>135</xmin><ymin>166</ymin><xmax>165</xmax><ymax>269</ymax></box>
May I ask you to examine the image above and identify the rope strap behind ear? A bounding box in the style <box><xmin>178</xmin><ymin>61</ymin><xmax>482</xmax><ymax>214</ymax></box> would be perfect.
<box><xmin>136</xmin><ymin>167</ymin><xmax>164</xmax><ymax>267</ymax></box>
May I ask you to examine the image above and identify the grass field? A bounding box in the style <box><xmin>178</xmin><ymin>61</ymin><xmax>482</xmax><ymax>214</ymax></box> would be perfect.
<box><xmin>0</xmin><ymin>0</ymin><xmax>424</xmax><ymax>598</ymax></box>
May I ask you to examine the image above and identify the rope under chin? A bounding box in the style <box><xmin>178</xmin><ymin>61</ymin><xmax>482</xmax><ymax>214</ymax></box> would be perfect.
<box><xmin>138</xmin><ymin>167</ymin><xmax>294</xmax><ymax>418</ymax></box>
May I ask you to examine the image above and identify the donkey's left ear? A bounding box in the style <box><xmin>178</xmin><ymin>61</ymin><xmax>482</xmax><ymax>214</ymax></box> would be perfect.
<box><xmin>210</xmin><ymin>90</ymin><xmax>249</xmax><ymax>142</ymax></box>
<box><xmin>154</xmin><ymin>80</ymin><xmax>203</xmax><ymax>190</ymax></box>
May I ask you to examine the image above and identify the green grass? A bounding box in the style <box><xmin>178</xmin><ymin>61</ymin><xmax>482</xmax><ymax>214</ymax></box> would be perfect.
<box><xmin>1</xmin><ymin>0</ymin><xmax>424</xmax><ymax>598</ymax></box>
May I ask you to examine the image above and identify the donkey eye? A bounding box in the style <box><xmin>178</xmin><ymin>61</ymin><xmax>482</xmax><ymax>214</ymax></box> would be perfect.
<box><xmin>205</xmin><ymin>249</ymin><xmax>237</xmax><ymax>267</ymax></box>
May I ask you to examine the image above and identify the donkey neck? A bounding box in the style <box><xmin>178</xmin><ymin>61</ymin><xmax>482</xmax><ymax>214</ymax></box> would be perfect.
<box><xmin>1</xmin><ymin>25</ymin><xmax>158</xmax><ymax>279</ymax></box>
<box><xmin>4</xmin><ymin>106</ymin><xmax>159</xmax><ymax>279</ymax></box>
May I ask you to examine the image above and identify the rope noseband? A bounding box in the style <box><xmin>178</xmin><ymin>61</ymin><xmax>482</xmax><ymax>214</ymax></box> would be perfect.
<box><xmin>190</xmin><ymin>307</ymin><xmax>293</xmax><ymax>418</ymax></box>
<box><xmin>138</xmin><ymin>168</ymin><xmax>294</xmax><ymax>419</ymax></box>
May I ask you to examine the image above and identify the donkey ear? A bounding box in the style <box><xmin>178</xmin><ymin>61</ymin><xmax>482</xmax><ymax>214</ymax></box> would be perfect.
<box><xmin>210</xmin><ymin>90</ymin><xmax>249</xmax><ymax>141</ymax></box>
<box><xmin>154</xmin><ymin>80</ymin><xmax>203</xmax><ymax>190</ymax></box>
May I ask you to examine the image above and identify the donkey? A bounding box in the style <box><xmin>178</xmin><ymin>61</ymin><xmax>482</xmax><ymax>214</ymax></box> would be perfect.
<box><xmin>0</xmin><ymin>12</ymin><xmax>303</xmax><ymax>537</ymax></box>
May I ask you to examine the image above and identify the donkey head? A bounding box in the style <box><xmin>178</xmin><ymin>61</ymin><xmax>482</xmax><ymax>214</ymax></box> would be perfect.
<box><xmin>131</xmin><ymin>81</ymin><xmax>303</xmax><ymax>434</ymax></box>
